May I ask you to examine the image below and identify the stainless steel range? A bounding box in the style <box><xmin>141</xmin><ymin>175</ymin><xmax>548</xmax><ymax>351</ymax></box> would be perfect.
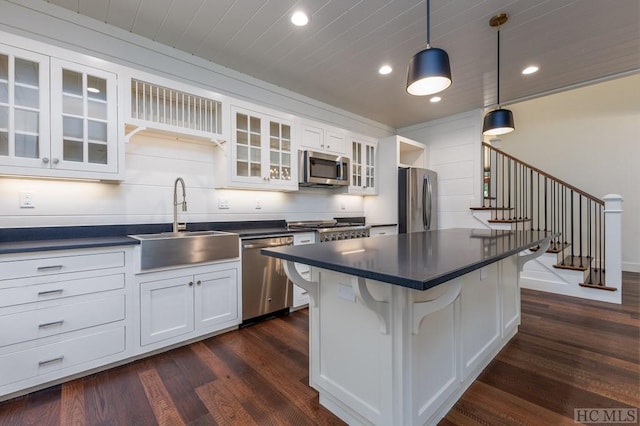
<box><xmin>287</xmin><ymin>219</ymin><xmax>370</xmax><ymax>242</ymax></box>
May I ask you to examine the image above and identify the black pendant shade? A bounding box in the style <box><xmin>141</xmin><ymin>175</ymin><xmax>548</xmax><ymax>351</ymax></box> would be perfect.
<box><xmin>406</xmin><ymin>47</ymin><xmax>452</xmax><ymax>96</ymax></box>
<box><xmin>406</xmin><ymin>0</ymin><xmax>452</xmax><ymax>96</ymax></box>
<box><xmin>482</xmin><ymin>108</ymin><xmax>514</xmax><ymax>136</ymax></box>
<box><xmin>482</xmin><ymin>13</ymin><xmax>515</xmax><ymax>136</ymax></box>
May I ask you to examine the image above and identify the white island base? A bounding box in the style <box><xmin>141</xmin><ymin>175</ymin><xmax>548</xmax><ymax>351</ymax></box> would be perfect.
<box><xmin>285</xmin><ymin>254</ymin><xmax>525</xmax><ymax>426</ymax></box>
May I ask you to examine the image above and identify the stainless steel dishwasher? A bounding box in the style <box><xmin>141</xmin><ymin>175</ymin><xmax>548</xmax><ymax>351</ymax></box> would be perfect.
<box><xmin>241</xmin><ymin>235</ymin><xmax>294</xmax><ymax>322</ymax></box>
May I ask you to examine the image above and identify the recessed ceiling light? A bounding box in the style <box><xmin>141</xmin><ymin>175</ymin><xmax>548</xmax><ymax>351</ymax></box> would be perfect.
<box><xmin>430</xmin><ymin>96</ymin><xmax>442</xmax><ymax>103</ymax></box>
<box><xmin>378</xmin><ymin>65</ymin><xmax>392</xmax><ymax>75</ymax></box>
<box><xmin>291</xmin><ymin>11</ymin><xmax>309</xmax><ymax>27</ymax></box>
<box><xmin>522</xmin><ymin>65</ymin><xmax>539</xmax><ymax>75</ymax></box>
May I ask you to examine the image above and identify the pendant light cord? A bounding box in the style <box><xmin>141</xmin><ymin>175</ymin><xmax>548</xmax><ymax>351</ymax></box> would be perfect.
<box><xmin>496</xmin><ymin>25</ymin><xmax>501</xmax><ymax>107</ymax></box>
<box><xmin>426</xmin><ymin>0</ymin><xmax>431</xmax><ymax>48</ymax></box>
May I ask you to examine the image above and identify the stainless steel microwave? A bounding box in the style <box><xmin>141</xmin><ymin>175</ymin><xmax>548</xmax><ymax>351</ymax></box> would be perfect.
<box><xmin>298</xmin><ymin>150</ymin><xmax>350</xmax><ymax>187</ymax></box>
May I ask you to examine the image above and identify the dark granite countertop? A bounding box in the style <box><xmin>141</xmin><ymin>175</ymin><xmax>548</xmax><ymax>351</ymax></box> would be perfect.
<box><xmin>0</xmin><ymin>236</ymin><xmax>139</xmax><ymax>255</ymax></box>
<box><xmin>261</xmin><ymin>228</ymin><xmax>552</xmax><ymax>291</ymax></box>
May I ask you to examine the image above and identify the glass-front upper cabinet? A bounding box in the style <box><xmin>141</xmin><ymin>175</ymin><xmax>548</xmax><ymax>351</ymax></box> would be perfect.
<box><xmin>268</xmin><ymin>120</ymin><xmax>292</xmax><ymax>182</ymax></box>
<box><xmin>229</xmin><ymin>105</ymin><xmax>295</xmax><ymax>190</ymax></box>
<box><xmin>50</xmin><ymin>59</ymin><xmax>118</xmax><ymax>175</ymax></box>
<box><xmin>0</xmin><ymin>44</ymin><xmax>49</xmax><ymax>169</ymax></box>
<box><xmin>349</xmin><ymin>136</ymin><xmax>377</xmax><ymax>195</ymax></box>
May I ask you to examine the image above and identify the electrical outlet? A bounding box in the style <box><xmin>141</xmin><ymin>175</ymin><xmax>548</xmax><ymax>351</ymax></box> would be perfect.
<box><xmin>218</xmin><ymin>198</ymin><xmax>229</xmax><ymax>209</ymax></box>
<box><xmin>256</xmin><ymin>199</ymin><xmax>262</xmax><ymax>209</ymax></box>
<box><xmin>20</xmin><ymin>191</ymin><xmax>35</xmax><ymax>208</ymax></box>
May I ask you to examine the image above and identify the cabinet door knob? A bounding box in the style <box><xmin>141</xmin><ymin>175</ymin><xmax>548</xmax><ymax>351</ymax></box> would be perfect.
<box><xmin>42</xmin><ymin>157</ymin><xmax>49</xmax><ymax>164</ymax></box>
<box><xmin>196</xmin><ymin>280</ymin><xmax>202</xmax><ymax>286</ymax></box>
<box><xmin>52</xmin><ymin>158</ymin><xmax>60</xmax><ymax>165</ymax></box>
<box><xmin>188</xmin><ymin>281</ymin><xmax>194</xmax><ymax>287</ymax></box>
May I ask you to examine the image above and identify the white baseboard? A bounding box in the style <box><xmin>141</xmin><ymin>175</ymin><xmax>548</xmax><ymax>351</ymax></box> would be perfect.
<box><xmin>623</xmin><ymin>261</ymin><xmax>640</xmax><ymax>273</ymax></box>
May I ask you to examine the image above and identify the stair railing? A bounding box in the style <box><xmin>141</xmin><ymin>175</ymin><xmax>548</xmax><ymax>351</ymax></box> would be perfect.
<box><xmin>482</xmin><ymin>142</ymin><xmax>609</xmax><ymax>288</ymax></box>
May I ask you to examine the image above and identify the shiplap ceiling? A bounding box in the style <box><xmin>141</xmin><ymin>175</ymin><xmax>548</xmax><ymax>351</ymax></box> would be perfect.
<box><xmin>44</xmin><ymin>0</ymin><xmax>639</xmax><ymax>129</ymax></box>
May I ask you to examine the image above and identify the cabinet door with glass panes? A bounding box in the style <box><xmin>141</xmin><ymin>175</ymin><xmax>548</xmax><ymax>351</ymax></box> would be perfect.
<box><xmin>350</xmin><ymin>137</ymin><xmax>377</xmax><ymax>195</ymax></box>
<box><xmin>0</xmin><ymin>44</ymin><xmax>50</xmax><ymax>169</ymax></box>
<box><xmin>231</xmin><ymin>106</ymin><xmax>295</xmax><ymax>190</ymax></box>
<box><xmin>50</xmin><ymin>59</ymin><xmax>118</xmax><ymax>175</ymax></box>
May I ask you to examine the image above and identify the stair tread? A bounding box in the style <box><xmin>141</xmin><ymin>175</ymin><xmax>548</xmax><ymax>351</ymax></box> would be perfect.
<box><xmin>579</xmin><ymin>270</ymin><xmax>615</xmax><ymax>290</ymax></box>
<box><xmin>470</xmin><ymin>207</ymin><xmax>514</xmax><ymax>211</ymax></box>
<box><xmin>529</xmin><ymin>241</ymin><xmax>570</xmax><ymax>254</ymax></box>
<box><xmin>553</xmin><ymin>255</ymin><xmax>591</xmax><ymax>271</ymax></box>
<box><xmin>487</xmin><ymin>218</ymin><xmax>532</xmax><ymax>223</ymax></box>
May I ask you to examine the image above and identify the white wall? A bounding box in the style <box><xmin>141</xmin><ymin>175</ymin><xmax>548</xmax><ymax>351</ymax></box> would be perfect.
<box><xmin>398</xmin><ymin>110</ymin><xmax>484</xmax><ymax>229</ymax></box>
<box><xmin>0</xmin><ymin>0</ymin><xmax>390</xmax><ymax>228</ymax></box>
<box><xmin>1</xmin><ymin>133</ymin><xmax>365</xmax><ymax>227</ymax></box>
<box><xmin>496</xmin><ymin>74</ymin><xmax>640</xmax><ymax>272</ymax></box>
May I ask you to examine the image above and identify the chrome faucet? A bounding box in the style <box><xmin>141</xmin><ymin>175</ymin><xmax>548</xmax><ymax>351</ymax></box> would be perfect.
<box><xmin>173</xmin><ymin>177</ymin><xmax>187</xmax><ymax>232</ymax></box>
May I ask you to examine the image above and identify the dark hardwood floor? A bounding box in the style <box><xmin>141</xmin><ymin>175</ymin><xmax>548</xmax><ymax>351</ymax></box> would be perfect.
<box><xmin>1</xmin><ymin>272</ymin><xmax>638</xmax><ymax>425</ymax></box>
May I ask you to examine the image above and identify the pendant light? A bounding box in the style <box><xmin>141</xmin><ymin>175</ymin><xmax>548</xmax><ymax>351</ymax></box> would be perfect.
<box><xmin>483</xmin><ymin>13</ymin><xmax>514</xmax><ymax>136</ymax></box>
<box><xmin>406</xmin><ymin>0</ymin><xmax>452</xmax><ymax>96</ymax></box>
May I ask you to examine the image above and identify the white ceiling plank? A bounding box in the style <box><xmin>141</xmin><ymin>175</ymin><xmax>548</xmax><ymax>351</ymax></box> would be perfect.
<box><xmin>34</xmin><ymin>0</ymin><xmax>640</xmax><ymax>128</ymax></box>
<box><xmin>129</xmin><ymin>0</ymin><xmax>174</xmax><ymax>41</ymax></box>
<box><xmin>105</xmin><ymin>0</ymin><xmax>143</xmax><ymax>31</ymax></box>
<box><xmin>78</xmin><ymin>0</ymin><xmax>110</xmax><ymax>22</ymax></box>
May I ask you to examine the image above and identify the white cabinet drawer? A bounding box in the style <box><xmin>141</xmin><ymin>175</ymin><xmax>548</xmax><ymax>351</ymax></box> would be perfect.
<box><xmin>0</xmin><ymin>295</ymin><xmax>125</xmax><ymax>347</ymax></box>
<box><xmin>0</xmin><ymin>327</ymin><xmax>126</xmax><ymax>386</ymax></box>
<box><xmin>0</xmin><ymin>251</ymin><xmax>125</xmax><ymax>281</ymax></box>
<box><xmin>0</xmin><ymin>273</ymin><xmax>125</xmax><ymax>308</ymax></box>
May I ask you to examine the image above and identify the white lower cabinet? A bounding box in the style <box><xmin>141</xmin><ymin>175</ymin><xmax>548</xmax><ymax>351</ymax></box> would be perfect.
<box><xmin>137</xmin><ymin>261</ymin><xmax>240</xmax><ymax>352</ymax></box>
<box><xmin>0</xmin><ymin>247</ymin><xmax>133</xmax><ymax>401</ymax></box>
<box><xmin>292</xmin><ymin>232</ymin><xmax>315</xmax><ymax>309</ymax></box>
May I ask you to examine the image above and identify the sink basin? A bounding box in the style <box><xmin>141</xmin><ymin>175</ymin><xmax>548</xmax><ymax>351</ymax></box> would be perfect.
<box><xmin>130</xmin><ymin>230</ymin><xmax>240</xmax><ymax>270</ymax></box>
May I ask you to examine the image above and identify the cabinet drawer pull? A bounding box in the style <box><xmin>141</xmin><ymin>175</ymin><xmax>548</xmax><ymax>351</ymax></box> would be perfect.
<box><xmin>379</xmin><ymin>232</ymin><xmax>386</xmax><ymax>235</ymax></box>
<box><xmin>38</xmin><ymin>320</ymin><xmax>64</xmax><ymax>328</ymax></box>
<box><xmin>37</xmin><ymin>265</ymin><xmax>63</xmax><ymax>272</ymax></box>
<box><xmin>37</xmin><ymin>289</ymin><xmax>64</xmax><ymax>297</ymax></box>
<box><xmin>301</xmin><ymin>270</ymin><xmax>310</xmax><ymax>275</ymax></box>
<box><xmin>38</xmin><ymin>356</ymin><xmax>64</xmax><ymax>367</ymax></box>
<box><xmin>299</xmin><ymin>239</ymin><xmax>311</xmax><ymax>243</ymax></box>
<box><xmin>301</xmin><ymin>291</ymin><xmax>309</xmax><ymax>295</ymax></box>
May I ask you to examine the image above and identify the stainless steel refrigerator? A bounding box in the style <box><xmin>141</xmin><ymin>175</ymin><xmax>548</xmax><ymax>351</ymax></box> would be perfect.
<box><xmin>398</xmin><ymin>167</ymin><xmax>437</xmax><ymax>233</ymax></box>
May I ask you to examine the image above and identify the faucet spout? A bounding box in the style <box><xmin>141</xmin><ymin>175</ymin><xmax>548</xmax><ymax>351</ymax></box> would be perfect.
<box><xmin>173</xmin><ymin>177</ymin><xmax>187</xmax><ymax>232</ymax></box>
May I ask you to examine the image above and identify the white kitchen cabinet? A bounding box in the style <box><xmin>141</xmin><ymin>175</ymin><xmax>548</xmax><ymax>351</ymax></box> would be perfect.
<box><xmin>369</xmin><ymin>225</ymin><xmax>397</xmax><ymax>237</ymax></box>
<box><xmin>137</xmin><ymin>261</ymin><xmax>240</xmax><ymax>351</ymax></box>
<box><xmin>50</xmin><ymin>59</ymin><xmax>119</xmax><ymax>177</ymax></box>
<box><xmin>348</xmin><ymin>136</ymin><xmax>377</xmax><ymax>195</ymax></box>
<box><xmin>298</xmin><ymin>122</ymin><xmax>346</xmax><ymax>155</ymax></box>
<box><xmin>125</xmin><ymin>71</ymin><xmax>229</xmax><ymax>144</ymax></box>
<box><xmin>215</xmin><ymin>104</ymin><xmax>297</xmax><ymax>191</ymax></box>
<box><xmin>0</xmin><ymin>247</ymin><xmax>132</xmax><ymax>401</ymax></box>
<box><xmin>0</xmin><ymin>38</ymin><xmax>123</xmax><ymax>181</ymax></box>
<box><xmin>0</xmin><ymin>44</ymin><xmax>50</xmax><ymax>171</ymax></box>
<box><xmin>292</xmin><ymin>232</ymin><xmax>315</xmax><ymax>309</ymax></box>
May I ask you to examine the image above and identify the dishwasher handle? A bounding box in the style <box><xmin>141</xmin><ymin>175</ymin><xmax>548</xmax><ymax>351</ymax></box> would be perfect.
<box><xmin>242</xmin><ymin>237</ymin><xmax>293</xmax><ymax>249</ymax></box>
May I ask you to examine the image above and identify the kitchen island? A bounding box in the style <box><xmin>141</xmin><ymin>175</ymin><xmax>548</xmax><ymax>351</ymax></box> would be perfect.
<box><xmin>262</xmin><ymin>228</ymin><xmax>552</xmax><ymax>425</ymax></box>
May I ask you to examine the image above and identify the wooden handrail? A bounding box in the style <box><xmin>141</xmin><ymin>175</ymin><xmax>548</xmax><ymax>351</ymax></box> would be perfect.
<box><xmin>482</xmin><ymin>142</ymin><xmax>604</xmax><ymax>205</ymax></box>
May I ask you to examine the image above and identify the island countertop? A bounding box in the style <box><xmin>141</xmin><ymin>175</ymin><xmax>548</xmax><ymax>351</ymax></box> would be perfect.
<box><xmin>261</xmin><ymin>228</ymin><xmax>552</xmax><ymax>291</ymax></box>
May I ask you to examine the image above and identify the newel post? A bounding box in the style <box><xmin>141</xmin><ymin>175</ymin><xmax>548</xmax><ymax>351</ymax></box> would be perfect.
<box><xmin>604</xmin><ymin>194</ymin><xmax>623</xmax><ymax>302</ymax></box>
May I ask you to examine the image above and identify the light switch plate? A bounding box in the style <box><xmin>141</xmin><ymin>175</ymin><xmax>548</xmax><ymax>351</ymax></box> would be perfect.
<box><xmin>338</xmin><ymin>283</ymin><xmax>356</xmax><ymax>302</ymax></box>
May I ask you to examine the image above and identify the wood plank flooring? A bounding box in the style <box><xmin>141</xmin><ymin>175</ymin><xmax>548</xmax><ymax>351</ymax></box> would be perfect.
<box><xmin>1</xmin><ymin>272</ymin><xmax>638</xmax><ymax>425</ymax></box>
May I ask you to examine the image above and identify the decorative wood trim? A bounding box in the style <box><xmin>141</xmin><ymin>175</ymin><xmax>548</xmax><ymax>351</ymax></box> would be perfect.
<box><xmin>517</xmin><ymin>237</ymin><xmax>551</xmax><ymax>271</ymax></box>
<box><xmin>412</xmin><ymin>281</ymin><xmax>462</xmax><ymax>335</ymax></box>
<box><xmin>351</xmin><ymin>276</ymin><xmax>389</xmax><ymax>335</ymax></box>
<box><xmin>283</xmin><ymin>261</ymin><xmax>318</xmax><ymax>307</ymax></box>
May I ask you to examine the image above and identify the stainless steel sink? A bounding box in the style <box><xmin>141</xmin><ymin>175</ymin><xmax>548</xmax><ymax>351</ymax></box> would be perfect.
<box><xmin>130</xmin><ymin>230</ymin><xmax>240</xmax><ymax>270</ymax></box>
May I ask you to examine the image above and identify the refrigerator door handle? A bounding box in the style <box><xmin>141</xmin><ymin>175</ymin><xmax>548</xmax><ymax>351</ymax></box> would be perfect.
<box><xmin>424</xmin><ymin>175</ymin><xmax>432</xmax><ymax>230</ymax></box>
